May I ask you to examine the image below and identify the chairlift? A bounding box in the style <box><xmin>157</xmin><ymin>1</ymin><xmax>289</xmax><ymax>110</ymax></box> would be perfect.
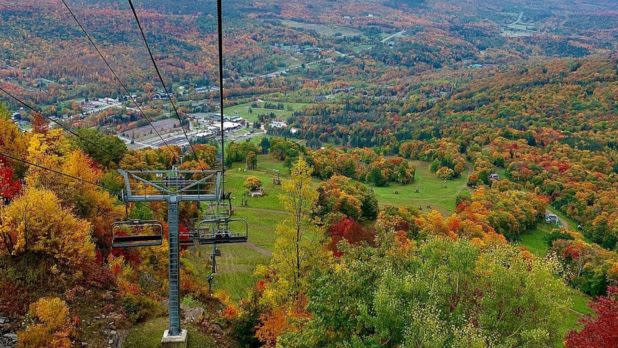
<box><xmin>180</xmin><ymin>216</ymin><xmax>248</xmax><ymax>246</ymax></box>
<box><xmin>112</xmin><ymin>219</ymin><xmax>164</xmax><ymax>248</ymax></box>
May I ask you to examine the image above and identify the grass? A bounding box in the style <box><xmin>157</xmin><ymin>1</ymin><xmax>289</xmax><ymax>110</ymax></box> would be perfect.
<box><xmin>190</xmin><ymin>155</ymin><xmax>331</xmax><ymax>300</ymax></box>
<box><xmin>189</xmin><ymin>155</ymin><xmax>292</xmax><ymax>299</ymax></box>
<box><xmin>225</xmin><ymin>101</ymin><xmax>310</xmax><ymax>123</ymax></box>
<box><xmin>185</xmin><ymin>243</ymin><xmax>271</xmax><ymax>301</ymax></box>
<box><xmin>517</xmin><ymin>223</ymin><xmax>593</xmax><ymax>343</ymax></box>
<box><xmin>518</xmin><ymin>223</ymin><xmax>556</xmax><ymax>257</ymax></box>
<box><xmin>371</xmin><ymin>160</ymin><xmax>469</xmax><ymax>215</ymax></box>
<box><xmin>209</xmin><ymin>157</ymin><xmax>473</xmax><ymax>298</ymax></box>
<box><xmin>124</xmin><ymin>317</ymin><xmax>217</xmax><ymax>348</ymax></box>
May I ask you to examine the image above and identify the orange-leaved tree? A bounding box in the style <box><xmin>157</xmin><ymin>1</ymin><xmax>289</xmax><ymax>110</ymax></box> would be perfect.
<box><xmin>17</xmin><ymin>297</ymin><xmax>74</xmax><ymax>348</ymax></box>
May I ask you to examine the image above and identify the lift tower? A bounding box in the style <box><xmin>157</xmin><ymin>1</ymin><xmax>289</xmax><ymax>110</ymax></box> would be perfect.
<box><xmin>117</xmin><ymin>168</ymin><xmax>222</xmax><ymax>344</ymax></box>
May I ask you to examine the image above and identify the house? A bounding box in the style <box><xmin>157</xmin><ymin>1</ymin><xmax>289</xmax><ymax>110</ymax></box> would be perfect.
<box><xmin>269</xmin><ymin>121</ymin><xmax>287</xmax><ymax>129</ymax></box>
<box><xmin>249</xmin><ymin>189</ymin><xmax>264</xmax><ymax>198</ymax></box>
<box><xmin>545</xmin><ymin>213</ymin><xmax>560</xmax><ymax>225</ymax></box>
<box><xmin>489</xmin><ymin>173</ymin><xmax>500</xmax><ymax>181</ymax></box>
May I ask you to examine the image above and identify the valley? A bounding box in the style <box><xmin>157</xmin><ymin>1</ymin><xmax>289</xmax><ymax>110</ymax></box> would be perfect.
<box><xmin>0</xmin><ymin>0</ymin><xmax>616</xmax><ymax>347</ymax></box>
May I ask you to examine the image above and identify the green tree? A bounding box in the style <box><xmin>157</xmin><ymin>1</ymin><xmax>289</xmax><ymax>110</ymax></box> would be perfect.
<box><xmin>72</xmin><ymin>128</ymin><xmax>127</xmax><ymax>168</ymax></box>
<box><xmin>260</xmin><ymin>137</ymin><xmax>270</xmax><ymax>154</ymax></box>
<box><xmin>281</xmin><ymin>237</ymin><xmax>571</xmax><ymax>347</ymax></box>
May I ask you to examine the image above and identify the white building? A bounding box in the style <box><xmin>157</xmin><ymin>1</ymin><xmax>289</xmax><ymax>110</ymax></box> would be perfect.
<box><xmin>270</xmin><ymin>121</ymin><xmax>287</xmax><ymax>129</ymax></box>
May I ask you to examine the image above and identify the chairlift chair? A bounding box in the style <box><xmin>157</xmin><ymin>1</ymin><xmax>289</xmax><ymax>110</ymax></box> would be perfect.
<box><xmin>180</xmin><ymin>216</ymin><xmax>248</xmax><ymax>246</ymax></box>
<box><xmin>112</xmin><ymin>219</ymin><xmax>164</xmax><ymax>248</ymax></box>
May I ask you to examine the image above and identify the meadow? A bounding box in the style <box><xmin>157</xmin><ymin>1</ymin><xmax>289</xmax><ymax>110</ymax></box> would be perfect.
<box><xmin>371</xmin><ymin>160</ymin><xmax>469</xmax><ymax>214</ymax></box>
<box><xmin>225</xmin><ymin>101</ymin><xmax>310</xmax><ymax>123</ymax></box>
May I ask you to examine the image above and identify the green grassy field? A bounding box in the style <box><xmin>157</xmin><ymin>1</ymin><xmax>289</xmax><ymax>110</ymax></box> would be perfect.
<box><xmin>124</xmin><ymin>318</ymin><xmax>217</xmax><ymax>347</ymax></box>
<box><xmin>518</xmin><ymin>223</ymin><xmax>556</xmax><ymax>257</ymax></box>
<box><xmin>193</xmin><ymin>157</ymin><xmax>474</xmax><ymax>300</ymax></box>
<box><xmin>517</xmin><ymin>221</ymin><xmax>592</xmax><ymax>342</ymax></box>
<box><xmin>185</xmin><ymin>156</ymin><xmax>292</xmax><ymax>300</ymax></box>
<box><xmin>226</xmin><ymin>101</ymin><xmax>310</xmax><ymax>123</ymax></box>
<box><xmin>371</xmin><ymin>160</ymin><xmax>469</xmax><ymax>215</ymax></box>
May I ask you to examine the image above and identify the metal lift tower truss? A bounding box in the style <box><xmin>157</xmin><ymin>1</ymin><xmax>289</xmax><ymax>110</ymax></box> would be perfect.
<box><xmin>118</xmin><ymin>168</ymin><xmax>222</xmax><ymax>338</ymax></box>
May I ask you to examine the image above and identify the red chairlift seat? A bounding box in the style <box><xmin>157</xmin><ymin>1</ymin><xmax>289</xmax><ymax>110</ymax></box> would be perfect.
<box><xmin>112</xmin><ymin>220</ymin><xmax>164</xmax><ymax>248</ymax></box>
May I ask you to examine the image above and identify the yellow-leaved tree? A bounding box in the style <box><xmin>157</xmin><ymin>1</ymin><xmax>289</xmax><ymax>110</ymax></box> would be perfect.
<box><xmin>25</xmin><ymin>131</ymin><xmax>123</xmax><ymax>252</ymax></box>
<box><xmin>255</xmin><ymin>157</ymin><xmax>325</xmax><ymax>345</ymax></box>
<box><xmin>257</xmin><ymin>157</ymin><xmax>324</xmax><ymax>306</ymax></box>
<box><xmin>0</xmin><ymin>187</ymin><xmax>95</xmax><ymax>270</ymax></box>
<box><xmin>17</xmin><ymin>297</ymin><xmax>74</xmax><ymax>348</ymax></box>
<box><xmin>0</xmin><ymin>103</ymin><xmax>29</xmax><ymax>176</ymax></box>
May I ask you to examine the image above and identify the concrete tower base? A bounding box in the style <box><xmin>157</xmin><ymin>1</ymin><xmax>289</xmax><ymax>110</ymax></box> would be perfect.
<box><xmin>161</xmin><ymin>329</ymin><xmax>188</xmax><ymax>348</ymax></box>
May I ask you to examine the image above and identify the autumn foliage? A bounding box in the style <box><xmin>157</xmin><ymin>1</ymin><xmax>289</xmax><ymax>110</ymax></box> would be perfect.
<box><xmin>566</xmin><ymin>286</ymin><xmax>618</xmax><ymax>348</ymax></box>
<box><xmin>0</xmin><ymin>158</ymin><xmax>21</xmax><ymax>201</ymax></box>
<box><xmin>326</xmin><ymin>216</ymin><xmax>375</xmax><ymax>257</ymax></box>
<box><xmin>17</xmin><ymin>297</ymin><xmax>74</xmax><ymax>348</ymax></box>
<box><xmin>0</xmin><ymin>187</ymin><xmax>95</xmax><ymax>269</ymax></box>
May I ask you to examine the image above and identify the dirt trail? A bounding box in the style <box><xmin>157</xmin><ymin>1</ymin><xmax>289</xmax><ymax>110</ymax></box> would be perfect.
<box><xmin>245</xmin><ymin>242</ymin><xmax>272</xmax><ymax>257</ymax></box>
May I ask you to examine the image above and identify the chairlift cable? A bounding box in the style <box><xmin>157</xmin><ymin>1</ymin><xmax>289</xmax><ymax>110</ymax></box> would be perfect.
<box><xmin>127</xmin><ymin>0</ymin><xmax>199</xmax><ymax>159</ymax></box>
<box><xmin>0</xmin><ymin>150</ymin><xmax>103</xmax><ymax>188</ymax></box>
<box><xmin>217</xmin><ymin>0</ymin><xmax>225</xmax><ymax>196</ymax></box>
<box><xmin>59</xmin><ymin>0</ymin><xmax>180</xmax><ymax>162</ymax></box>
<box><xmin>0</xmin><ymin>85</ymin><xmax>119</xmax><ymax>161</ymax></box>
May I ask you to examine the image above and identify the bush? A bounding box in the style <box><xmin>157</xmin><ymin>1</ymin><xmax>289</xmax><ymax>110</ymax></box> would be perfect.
<box><xmin>544</xmin><ymin>230</ymin><xmax>574</xmax><ymax>247</ymax></box>
<box><xmin>244</xmin><ymin>176</ymin><xmax>263</xmax><ymax>192</ymax></box>
<box><xmin>122</xmin><ymin>294</ymin><xmax>163</xmax><ymax>323</ymax></box>
<box><xmin>436</xmin><ymin>166</ymin><xmax>455</xmax><ymax>180</ymax></box>
<box><xmin>18</xmin><ymin>297</ymin><xmax>73</xmax><ymax>348</ymax></box>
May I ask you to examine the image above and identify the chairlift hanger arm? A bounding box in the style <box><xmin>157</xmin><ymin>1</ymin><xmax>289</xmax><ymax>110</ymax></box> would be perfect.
<box><xmin>118</xmin><ymin>170</ymin><xmax>221</xmax><ymax>199</ymax></box>
<box><xmin>123</xmin><ymin>194</ymin><xmax>219</xmax><ymax>202</ymax></box>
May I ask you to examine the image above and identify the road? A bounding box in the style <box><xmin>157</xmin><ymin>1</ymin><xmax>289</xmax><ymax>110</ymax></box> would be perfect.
<box><xmin>511</xmin><ymin>12</ymin><xmax>524</xmax><ymax>26</ymax></box>
<box><xmin>381</xmin><ymin>29</ymin><xmax>406</xmax><ymax>43</ymax></box>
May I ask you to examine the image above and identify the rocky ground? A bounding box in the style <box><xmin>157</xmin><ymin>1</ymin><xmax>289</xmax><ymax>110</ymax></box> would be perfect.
<box><xmin>0</xmin><ymin>315</ymin><xmax>17</xmax><ymax>348</ymax></box>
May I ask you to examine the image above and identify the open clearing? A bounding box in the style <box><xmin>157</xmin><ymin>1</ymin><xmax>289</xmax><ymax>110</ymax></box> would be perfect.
<box><xmin>226</xmin><ymin>101</ymin><xmax>310</xmax><ymax>123</ymax></box>
<box><xmin>184</xmin><ymin>155</ymin><xmax>291</xmax><ymax>300</ymax></box>
<box><xmin>124</xmin><ymin>317</ymin><xmax>216</xmax><ymax>347</ymax></box>
<box><xmin>372</xmin><ymin>160</ymin><xmax>469</xmax><ymax>215</ymax></box>
<box><xmin>279</xmin><ymin>20</ymin><xmax>361</xmax><ymax>37</ymax></box>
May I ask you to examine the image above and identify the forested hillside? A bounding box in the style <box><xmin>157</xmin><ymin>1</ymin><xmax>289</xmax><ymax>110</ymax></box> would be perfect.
<box><xmin>0</xmin><ymin>0</ymin><xmax>616</xmax><ymax>347</ymax></box>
